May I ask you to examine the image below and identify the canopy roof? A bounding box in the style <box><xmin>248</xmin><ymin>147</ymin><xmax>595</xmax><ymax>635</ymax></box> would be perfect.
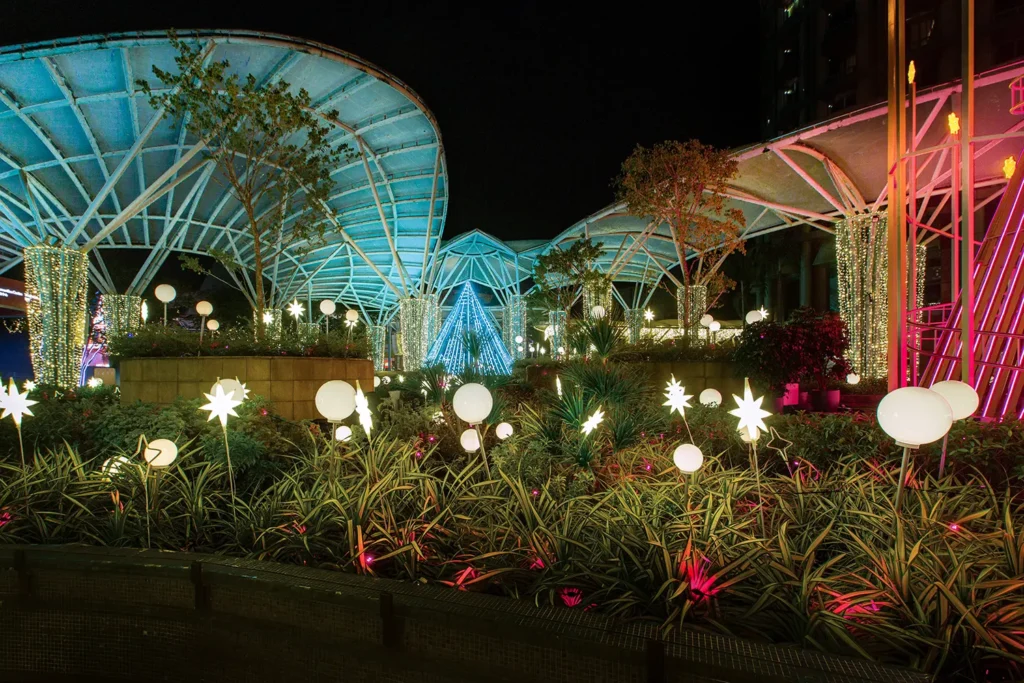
<box><xmin>2</xmin><ymin>30</ymin><xmax>1021</xmax><ymax>318</ymax></box>
<box><xmin>0</xmin><ymin>30</ymin><xmax>446</xmax><ymax>316</ymax></box>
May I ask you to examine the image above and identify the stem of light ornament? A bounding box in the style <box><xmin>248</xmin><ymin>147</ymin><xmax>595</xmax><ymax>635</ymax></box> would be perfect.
<box><xmin>938</xmin><ymin>434</ymin><xmax>949</xmax><ymax>478</ymax></box>
<box><xmin>222</xmin><ymin>422</ymin><xmax>237</xmax><ymax>522</ymax></box>
<box><xmin>474</xmin><ymin>424</ymin><xmax>490</xmax><ymax>479</ymax></box>
<box><xmin>894</xmin><ymin>445</ymin><xmax>912</xmax><ymax>513</ymax></box>
<box><xmin>751</xmin><ymin>439</ymin><xmax>765</xmax><ymax>533</ymax></box>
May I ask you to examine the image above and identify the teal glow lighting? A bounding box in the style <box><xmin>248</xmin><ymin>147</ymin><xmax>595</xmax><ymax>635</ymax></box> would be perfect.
<box><xmin>427</xmin><ymin>284</ymin><xmax>512</xmax><ymax>375</ymax></box>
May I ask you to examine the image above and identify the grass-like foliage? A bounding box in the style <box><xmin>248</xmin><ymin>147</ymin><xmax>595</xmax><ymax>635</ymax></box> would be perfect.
<box><xmin>3</xmin><ymin>371</ymin><xmax>1024</xmax><ymax>681</ymax></box>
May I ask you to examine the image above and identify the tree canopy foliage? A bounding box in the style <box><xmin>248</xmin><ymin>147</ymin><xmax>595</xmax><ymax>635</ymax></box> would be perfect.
<box><xmin>139</xmin><ymin>32</ymin><xmax>355</xmax><ymax>333</ymax></box>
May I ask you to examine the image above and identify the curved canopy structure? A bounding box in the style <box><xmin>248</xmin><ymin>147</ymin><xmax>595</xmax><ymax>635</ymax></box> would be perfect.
<box><xmin>0</xmin><ymin>30</ymin><xmax>446</xmax><ymax>316</ymax></box>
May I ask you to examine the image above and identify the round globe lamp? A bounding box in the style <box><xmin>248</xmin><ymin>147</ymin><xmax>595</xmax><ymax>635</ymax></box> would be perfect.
<box><xmin>699</xmin><ymin>388</ymin><xmax>722</xmax><ymax>407</ymax></box>
<box><xmin>496</xmin><ymin>422</ymin><xmax>514</xmax><ymax>440</ymax></box>
<box><xmin>930</xmin><ymin>380</ymin><xmax>979</xmax><ymax>476</ymax></box>
<box><xmin>877</xmin><ymin>386</ymin><xmax>954</xmax><ymax>511</ymax></box>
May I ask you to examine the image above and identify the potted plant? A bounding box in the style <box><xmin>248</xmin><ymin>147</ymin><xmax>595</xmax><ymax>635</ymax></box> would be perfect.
<box><xmin>734</xmin><ymin>319</ymin><xmax>801</xmax><ymax>413</ymax></box>
<box><xmin>786</xmin><ymin>307</ymin><xmax>851</xmax><ymax>412</ymax></box>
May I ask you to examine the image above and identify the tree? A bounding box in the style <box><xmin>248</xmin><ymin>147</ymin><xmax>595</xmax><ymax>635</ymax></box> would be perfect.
<box><xmin>139</xmin><ymin>33</ymin><xmax>354</xmax><ymax>337</ymax></box>
<box><xmin>615</xmin><ymin>140</ymin><xmax>746</xmax><ymax>331</ymax></box>
<box><xmin>529</xmin><ymin>238</ymin><xmax>606</xmax><ymax>314</ymax></box>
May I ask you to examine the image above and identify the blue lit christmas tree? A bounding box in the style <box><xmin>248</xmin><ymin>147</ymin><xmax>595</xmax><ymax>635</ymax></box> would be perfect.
<box><xmin>426</xmin><ymin>284</ymin><xmax>513</xmax><ymax>375</ymax></box>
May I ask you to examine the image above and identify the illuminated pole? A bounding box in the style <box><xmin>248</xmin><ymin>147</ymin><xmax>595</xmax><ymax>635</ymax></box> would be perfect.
<box><xmin>908</xmin><ymin>62</ymin><xmax>918</xmax><ymax>385</ymax></box>
<box><xmin>886</xmin><ymin>0</ymin><xmax>907</xmax><ymax>391</ymax></box>
<box><xmin>961</xmin><ymin>0</ymin><xmax>976</xmax><ymax>385</ymax></box>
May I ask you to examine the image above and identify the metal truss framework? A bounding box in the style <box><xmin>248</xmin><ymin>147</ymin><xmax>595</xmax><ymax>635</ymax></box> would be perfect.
<box><xmin>2</xmin><ymin>30</ymin><xmax>1023</xmax><ymax>359</ymax></box>
<box><xmin>0</xmin><ymin>30</ymin><xmax>447</xmax><ymax>323</ymax></box>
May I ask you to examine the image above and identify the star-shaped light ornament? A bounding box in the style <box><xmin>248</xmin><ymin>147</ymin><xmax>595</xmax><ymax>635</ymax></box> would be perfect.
<box><xmin>644</xmin><ymin>309</ymin><xmax>655</xmax><ymax>322</ymax></box>
<box><xmin>729</xmin><ymin>378</ymin><xmax>771</xmax><ymax>442</ymax></box>
<box><xmin>199</xmin><ymin>384</ymin><xmax>243</xmax><ymax>427</ymax></box>
<box><xmin>287</xmin><ymin>300</ymin><xmax>305</xmax><ymax>319</ymax></box>
<box><xmin>663</xmin><ymin>375</ymin><xmax>693</xmax><ymax>417</ymax></box>
<box><xmin>22</xmin><ymin>379</ymin><xmax>36</xmax><ymax>392</ymax></box>
<box><xmin>1</xmin><ymin>378</ymin><xmax>37</xmax><ymax>426</ymax></box>
<box><xmin>262</xmin><ymin>311</ymin><xmax>275</xmax><ymax>324</ymax></box>
<box><xmin>581</xmin><ymin>406</ymin><xmax>604</xmax><ymax>436</ymax></box>
<box><xmin>354</xmin><ymin>380</ymin><xmax>373</xmax><ymax>436</ymax></box>
<box><xmin>757</xmin><ymin>306</ymin><xmax>769</xmax><ymax>320</ymax></box>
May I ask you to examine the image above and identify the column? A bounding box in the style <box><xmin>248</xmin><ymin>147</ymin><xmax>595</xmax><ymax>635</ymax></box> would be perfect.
<box><xmin>399</xmin><ymin>297</ymin><xmax>432</xmax><ymax>370</ymax></box>
<box><xmin>623</xmin><ymin>308</ymin><xmax>643</xmax><ymax>344</ymax></box>
<box><xmin>502</xmin><ymin>294</ymin><xmax>527</xmax><ymax>360</ymax></box>
<box><xmin>369</xmin><ymin>324</ymin><xmax>386</xmax><ymax>371</ymax></box>
<box><xmin>24</xmin><ymin>244</ymin><xmax>89</xmax><ymax>389</ymax></box>
<box><xmin>547</xmin><ymin>310</ymin><xmax>566</xmax><ymax>360</ymax></box>
<box><xmin>100</xmin><ymin>294</ymin><xmax>143</xmax><ymax>340</ymax></box>
<box><xmin>676</xmin><ymin>285</ymin><xmax>707</xmax><ymax>337</ymax></box>
<box><xmin>836</xmin><ymin>213</ymin><xmax>888</xmax><ymax>378</ymax></box>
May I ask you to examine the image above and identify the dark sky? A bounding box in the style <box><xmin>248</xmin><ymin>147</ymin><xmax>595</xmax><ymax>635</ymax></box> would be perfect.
<box><xmin>1</xmin><ymin>0</ymin><xmax>761</xmax><ymax>241</ymax></box>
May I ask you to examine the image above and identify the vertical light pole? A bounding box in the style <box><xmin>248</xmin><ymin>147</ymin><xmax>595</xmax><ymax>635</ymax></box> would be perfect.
<box><xmin>887</xmin><ymin>0</ymin><xmax>907</xmax><ymax>391</ymax></box>
<box><xmin>961</xmin><ymin>0</ymin><xmax>976</xmax><ymax>385</ymax></box>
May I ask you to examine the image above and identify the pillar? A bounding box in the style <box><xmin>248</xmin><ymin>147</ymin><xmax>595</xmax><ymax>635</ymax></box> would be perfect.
<box><xmin>676</xmin><ymin>285</ymin><xmax>707</xmax><ymax>337</ymax></box>
<box><xmin>836</xmin><ymin>213</ymin><xmax>888</xmax><ymax>379</ymax></box>
<box><xmin>623</xmin><ymin>308</ymin><xmax>643</xmax><ymax>344</ymax></box>
<box><xmin>547</xmin><ymin>310</ymin><xmax>566</xmax><ymax>359</ymax></box>
<box><xmin>799</xmin><ymin>239</ymin><xmax>812</xmax><ymax>307</ymax></box>
<box><xmin>369</xmin><ymin>324</ymin><xmax>386</xmax><ymax>371</ymax></box>
<box><xmin>24</xmin><ymin>244</ymin><xmax>89</xmax><ymax>389</ymax></box>
<box><xmin>582</xmin><ymin>279</ymin><xmax>612</xmax><ymax>318</ymax></box>
<box><xmin>502</xmin><ymin>294</ymin><xmax>527</xmax><ymax>360</ymax></box>
<box><xmin>399</xmin><ymin>297</ymin><xmax>433</xmax><ymax>370</ymax></box>
<box><xmin>100</xmin><ymin>294</ymin><xmax>143</xmax><ymax>341</ymax></box>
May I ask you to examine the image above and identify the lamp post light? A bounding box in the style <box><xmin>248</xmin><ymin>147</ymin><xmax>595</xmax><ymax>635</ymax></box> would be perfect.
<box><xmin>877</xmin><ymin>387</ymin><xmax>954</xmax><ymax>512</ymax></box>
<box><xmin>929</xmin><ymin>380</ymin><xmax>979</xmax><ymax>477</ymax></box>
<box><xmin>319</xmin><ymin>300</ymin><xmax>336</xmax><ymax>335</ymax></box>
<box><xmin>196</xmin><ymin>301</ymin><xmax>213</xmax><ymax>344</ymax></box>
<box><xmin>154</xmin><ymin>284</ymin><xmax>176</xmax><ymax>326</ymax></box>
<box><xmin>453</xmin><ymin>383</ymin><xmax>493</xmax><ymax>477</ymax></box>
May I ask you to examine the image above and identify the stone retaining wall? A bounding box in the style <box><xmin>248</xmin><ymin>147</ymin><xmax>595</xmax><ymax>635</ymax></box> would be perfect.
<box><xmin>119</xmin><ymin>356</ymin><xmax>373</xmax><ymax>420</ymax></box>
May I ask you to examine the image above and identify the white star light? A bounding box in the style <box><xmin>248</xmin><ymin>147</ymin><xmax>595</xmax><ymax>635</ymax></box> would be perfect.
<box><xmin>199</xmin><ymin>384</ymin><xmax>243</xmax><ymax>427</ymax></box>
<box><xmin>729</xmin><ymin>378</ymin><xmax>771</xmax><ymax>441</ymax></box>
<box><xmin>262</xmin><ymin>311</ymin><xmax>275</xmax><ymax>324</ymax></box>
<box><xmin>758</xmin><ymin>306</ymin><xmax>769</xmax><ymax>319</ymax></box>
<box><xmin>87</xmin><ymin>377</ymin><xmax>103</xmax><ymax>388</ymax></box>
<box><xmin>23</xmin><ymin>379</ymin><xmax>36</xmax><ymax>392</ymax></box>
<box><xmin>581</xmin><ymin>406</ymin><xmax>604</xmax><ymax>436</ymax></box>
<box><xmin>663</xmin><ymin>375</ymin><xmax>693</xmax><ymax>417</ymax></box>
<box><xmin>1</xmin><ymin>378</ymin><xmax>37</xmax><ymax>426</ymax></box>
<box><xmin>556</xmin><ymin>375</ymin><xmax>563</xmax><ymax>397</ymax></box>
<box><xmin>355</xmin><ymin>380</ymin><xmax>373</xmax><ymax>436</ymax></box>
<box><xmin>287</xmin><ymin>300</ymin><xmax>305</xmax><ymax>319</ymax></box>
<box><xmin>644</xmin><ymin>308</ymin><xmax>655</xmax><ymax>322</ymax></box>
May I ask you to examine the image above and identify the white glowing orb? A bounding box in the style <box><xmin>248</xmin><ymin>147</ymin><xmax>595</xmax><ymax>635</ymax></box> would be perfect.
<box><xmin>846</xmin><ymin>373</ymin><xmax>860</xmax><ymax>385</ymax></box>
<box><xmin>496</xmin><ymin>422</ymin><xmax>514</xmax><ymax>440</ymax></box>
<box><xmin>206</xmin><ymin>319</ymin><xmax>219</xmax><ymax>331</ymax></box>
<box><xmin>514</xmin><ymin>335</ymin><xmax>524</xmax><ymax>344</ymax></box>
<box><xmin>196</xmin><ymin>301</ymin><xmax>213</xmax><ymax>317</ymax></box>
<box><xmin>154</xmin><ymin>284</ymin><xmax>176</xmax><ymax>303</ymax></box>
<box><xmin>699</xmin><ymin>388</ymin><xmax>722</xmax><ymax>407</ymax></box>
<box><xmin>930</xmin><ymin>380</ymin><xmax>980</xmax><ymax>421</ymax></box>
<box><xmin>345</xmin><ymin>309</ymin><xmax>359</xmax><ymax>322</ymax></box>
<box><xmin>373</xmin><ymin>376</ymin><xmax>381</xmax><ymax>388</ymax></box>
<box><xmin>708</xmin><ymin>321</ymin><xmax>722</xmax><ymax>332</ymax></box>
<box><xmin>453</xmin><ymin>383</ymin><xmax>493</xmax><ymax>424</ymax></box>
<box><xmin>315</xmin><ymin>380</ymin><xmax>356</xmax><ymax>421</ymax></box>
<box><xmin>101</xmin><ymin>455</ymin><xmax>131</xmax><ymax>478</ymax></box>
<box><xmin>673</xmin><ymin>444</ymin><xmax>704</xmax><ymax>473</ymax></box>
<box><xmin>335</xmin><ymin>425</ymin><xmax>353</xmax><ymax>442</ymax></box>
<box><xmin>319</xmin><ymin>300</ymin><xmax>337</xmax><ymax>316</ymax></box>
<box><xmin>699</xmin><ymin>314</ymin><xmax>714</xmax><ymax>327</ymax></box>
<box><xmin>460</xmin><ymin>428</ymin><xmax>481</xmax><ymax>452</ymax></box>
<box><xmin>144</xmin><ymin>438</ymin><xmax>178</xmax><ymax>467</ymax></box>
<box><xmin>744</xmin><ymin>310</ymin><xmax>763</xmax><ymax>325</ymax></box>
<box><xmin>876</xmin><ymin>386</ymin><xmax>954</xmax><ymax>448</ymax></box>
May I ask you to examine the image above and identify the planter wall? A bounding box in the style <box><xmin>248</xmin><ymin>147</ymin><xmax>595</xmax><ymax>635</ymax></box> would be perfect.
<box><xmin>638</xmin><ymin>361</ymin><xmax>746</xmax><ymax>399</ymax></box>
<box><xmin>0</xmin><ymin>545</ymin><xmax>923</xmax><ymax>683</ymax></box>
<box><xmin>119</xmin><ymin>356</ymin><xmax>373</xmax><ymax>420</ymax></box>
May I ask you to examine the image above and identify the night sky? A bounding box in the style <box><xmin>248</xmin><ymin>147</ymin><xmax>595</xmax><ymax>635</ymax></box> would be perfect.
<box><xmin>1</xmin><ymin>0</ymin><xmax>762</xmax><ymax>241</ymax></box>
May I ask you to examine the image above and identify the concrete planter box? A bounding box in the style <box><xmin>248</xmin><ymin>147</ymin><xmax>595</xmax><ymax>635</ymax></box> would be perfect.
<box><xmin>119</xmin><ymin>356</ymin><xmax>373</xmax><ymax>420</ymax></box>
<box><xmin>638</xmin><ymin>360</ymin><xmax>745</xmax><ymax>398</ymax></box>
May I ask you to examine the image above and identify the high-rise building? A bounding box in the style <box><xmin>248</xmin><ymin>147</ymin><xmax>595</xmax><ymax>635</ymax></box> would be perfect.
<box><xmin>760</xmin><ymin>0</ymin><xmax>1024</xmax><ymax>139</ymax></box>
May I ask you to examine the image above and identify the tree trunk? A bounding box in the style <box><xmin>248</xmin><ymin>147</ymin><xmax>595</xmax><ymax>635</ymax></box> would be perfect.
<box><xmin>250</xmin><ymin>209</ymin><xmax>266</xmax><ymax>341</ymax></box>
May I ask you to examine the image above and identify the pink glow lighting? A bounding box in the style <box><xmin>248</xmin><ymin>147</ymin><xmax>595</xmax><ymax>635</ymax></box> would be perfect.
<box><xmin>949</xmin><ymin>523</ymin><xmax>960</xmax><ymax>532</ymax></box>
<box><xmin>559</xmin><ymin>587</ymin><xmax>583</xmax><ymax>607</ymax></box>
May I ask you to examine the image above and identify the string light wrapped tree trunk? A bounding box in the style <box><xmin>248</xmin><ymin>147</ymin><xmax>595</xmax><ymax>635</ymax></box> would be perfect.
<box><xmin>100</xmin><ymin>294</ymin><xmax>143</xmax><ymax>342</ymax></box>
<box><xmin>615</xmin><ymin>140</ymin><xmax>745</xmax><ymax>338</ymax></box>
<box><xmin>836</xmin><ymin>213</ymin><xmax>889</xmax><ymax>379</ymax></box>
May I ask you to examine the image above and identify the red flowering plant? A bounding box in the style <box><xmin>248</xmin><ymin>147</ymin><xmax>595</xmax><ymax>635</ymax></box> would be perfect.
<box><xmin>785</xmin><ymin>307</ymin><xmax>851</xmax><ymax>391</ymax></box>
